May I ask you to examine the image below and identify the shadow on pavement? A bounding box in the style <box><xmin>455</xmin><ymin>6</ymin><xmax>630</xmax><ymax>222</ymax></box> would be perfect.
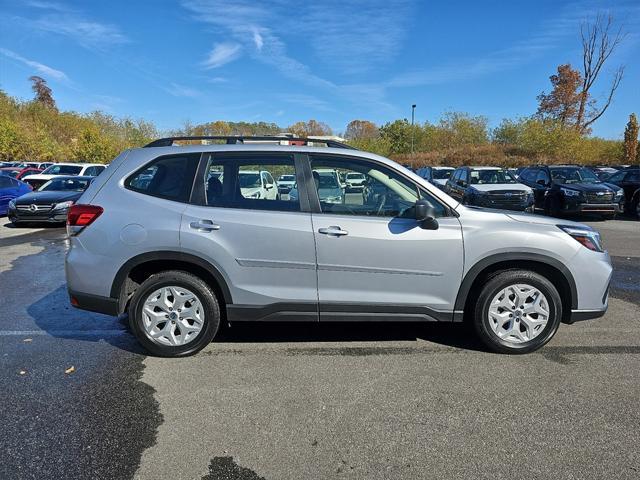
<box><xmin>26</xmin><ymin>285</ymin><xmax>145</xmax><ymax>354</ymax></box>
<box><xmin>216</xmin><ymin>320</ymin><xmax>487</xmax><ymax>352</ymax></box>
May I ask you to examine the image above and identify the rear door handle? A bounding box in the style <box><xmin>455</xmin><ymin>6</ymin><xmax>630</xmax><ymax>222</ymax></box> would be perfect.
<box><xmin>190</xmin><ymin>219</ymin><xmax>221</xmax><ymax>232</ymax></box>
<box><xmin>318</xmin><ymin>226</ymin><xmax>348</xmax><ymax>237</ymax></box>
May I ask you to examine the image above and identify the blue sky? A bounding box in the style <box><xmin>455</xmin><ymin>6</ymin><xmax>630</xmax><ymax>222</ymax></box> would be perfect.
<box><xmin>0</xmin><ymin>0</ymin><xmax>638</xmax><ymax>139</ymax></box>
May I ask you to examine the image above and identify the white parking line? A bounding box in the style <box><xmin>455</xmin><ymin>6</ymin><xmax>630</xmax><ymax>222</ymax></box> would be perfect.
<box><xmin>0</xmin><ymin>330</ymin><xmax>127</xmax><ymax>336</ymax></box>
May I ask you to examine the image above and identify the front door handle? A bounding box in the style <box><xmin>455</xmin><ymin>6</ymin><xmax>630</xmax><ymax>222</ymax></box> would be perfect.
<box><xmin>190</xmin><ymin>219</ymin><xmax>221</xmax><ymax>232</ymax></box>
<box><xmin>318</xmin><ymin>226</ymin><xmax>348</xmax><ymax>237</ymax></box>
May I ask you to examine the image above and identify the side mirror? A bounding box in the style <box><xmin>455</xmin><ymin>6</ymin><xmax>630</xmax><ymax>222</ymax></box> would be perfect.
<box><xmin>536</xmin><ymin>179</ymin><xmax>546</xmax><ymax>186</ymax></box>
<box><xmin>414</xmin><ymin>199</ymin><xmax>439</xmax><ymax>230</ymax></box>
<box><xmin>265</xmin><ymin>183</ymin><xmax>274</xmax><ymax>190</ymax></box>
<box><xmin>457</xmin><ymin>180</ymin><xmax>466</xmax><ymax>187</ymax></box>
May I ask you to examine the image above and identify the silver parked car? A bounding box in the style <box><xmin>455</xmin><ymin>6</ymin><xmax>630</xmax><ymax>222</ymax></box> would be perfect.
<box><xmin>65</xmin><ymin>136</ymin><xmax>612</xmax><ymax>357</ymax></box>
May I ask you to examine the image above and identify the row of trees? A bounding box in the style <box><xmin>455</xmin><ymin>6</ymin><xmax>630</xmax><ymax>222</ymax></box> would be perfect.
<box><xmin>0</xmin><ymin>10</ymin><xmax>638</xmax><ymax>169</ymax></box>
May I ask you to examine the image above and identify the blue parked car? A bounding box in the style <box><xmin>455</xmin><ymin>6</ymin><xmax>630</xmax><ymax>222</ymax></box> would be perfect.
<box><xmin>0</xmin><ymin>175</ymin><xmax>31</xmax><ymax>216</ymax></box>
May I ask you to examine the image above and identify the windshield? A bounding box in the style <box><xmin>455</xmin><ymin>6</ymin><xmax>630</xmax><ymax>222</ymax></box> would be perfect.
<box><xmin>550</xmin><ymin>167</ymin><xmax>599</xmax><ymax>184</ymax></box>
<box><xmin>43</xmin><ymin>165</ymin><xmax>82</xmax><ymax>175</ymax></box>
<box><xmin>238</xmin><ymin>172</ymin><xmax>261</xmax><ymax>188</ymax></box>
<box><xmin>39</xmin><ymin>178</ymin><xmax>90</xmax><ymax>192</ymax></box>
<box><xmin>314</xmin><ymin>171</ymin><xmax>339</xmax><ymax>189</ymax></box>
<box><xmin>346</xmin><ymin>173</ymin><xmax>365</xmax><ymax>180</ymax></box>
<box><xmin>432</xmin><ymin>169</ymin><xmax>453</xmax><ymax>180</ymax></box>
<box><xmin>469</xmin><ymin>169</ymin><xmax>517</xmax><ymax>184</ymax></box>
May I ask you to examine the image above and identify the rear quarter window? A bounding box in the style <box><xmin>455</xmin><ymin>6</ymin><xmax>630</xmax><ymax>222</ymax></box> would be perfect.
<box><xmin>126</xmin><ymin>153</ymin><xmax>201</xmax><ymax>203</ymax></box>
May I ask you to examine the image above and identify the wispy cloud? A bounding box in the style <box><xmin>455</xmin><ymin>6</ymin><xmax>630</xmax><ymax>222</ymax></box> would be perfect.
<box><xmin>30</xmin><ymin>14</ymin><xmax>128</xmax><ymax>49</ymax></box>
<box><xmin>0</xmin><ymin>47</ymin><xmax>68</xmax><ymax>81</ymax></box>
<box><xmin>252</xmin><ymin>27</ymin><xmax>264</xmax><ymax>51</ymax></box>
<box><xmin>387</xmin><ymin>0</ymin><xmax>639</xmax><ymax>88</ymax></box>
<box><xmin>14</xmin><ymin>2</ymin><xmax>128</xmax><ymax>50</ymax></box>
<box><xmin>301</xmin><ymin>0</ymin><xmax>411</xmax><ymax>73</ymax></box>
<box><xmin>202</xmin><ymin>42</ymin><xmax>242</xmax><ymax>69</ymax></box>
<box><xmin>164</xmin><ymin>83</ymin><xmax>201</xmax><ymax>98</ymax></box>
<box><xmin>276</xmin><ymin>93</ymin><xmax>333</xmax><ymax>111</ymax></box>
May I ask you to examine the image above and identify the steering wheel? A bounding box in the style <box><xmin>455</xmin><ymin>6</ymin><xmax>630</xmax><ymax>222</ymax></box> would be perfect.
<box><xmin>375</xmin><ymin>193</ymin><xmax>387</xmax><ymax>216</ymax></box>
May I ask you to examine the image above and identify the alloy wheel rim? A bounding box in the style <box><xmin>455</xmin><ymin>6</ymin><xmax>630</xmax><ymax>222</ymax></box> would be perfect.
<box><xmin>487</xmin><ymin>283</ymin><xmax>550</xmax><ymax>344</ymax></box>
<box><xmin>142</xmin><ymin>286</ymin><xmax>204</xmax><ymax>347</ymax></box>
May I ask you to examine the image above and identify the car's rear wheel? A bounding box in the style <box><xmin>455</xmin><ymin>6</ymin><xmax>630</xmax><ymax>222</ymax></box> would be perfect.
<box><xmin>128</xmin><ymin>270</ymin><xmax>220</xmax><ymax>357</ymax></box>
<box><xmin>473</xmin><ymin>270</ymin><xmax>562</xmax><ymax>354</ymax></box>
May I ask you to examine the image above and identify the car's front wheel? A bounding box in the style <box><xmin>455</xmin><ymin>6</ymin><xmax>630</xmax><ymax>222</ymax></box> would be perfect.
<box><xmin>473</xmin><ymin>270</ymin><xmax>562</xmax><ymax>354</ymax></box>
<box><xmin>128</xmin><ymin>270</ymin><xmax>221</xmax><ymax>357</ymax></box>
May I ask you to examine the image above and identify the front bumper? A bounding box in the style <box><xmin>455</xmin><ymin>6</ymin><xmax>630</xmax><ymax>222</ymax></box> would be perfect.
<box><xmin>563</xmin><ymin>200</ymin><xmax>623</xmax><ymax>215</ymax></box>
<box><xmin>469</xmin><ymin>195</ymin><xmax>534</xmax><ymax>212</ymax></box>
<box><xmin>8</xmin><ymin>206</ymin><xmax>69</xmax><ymax>223</ymax></box>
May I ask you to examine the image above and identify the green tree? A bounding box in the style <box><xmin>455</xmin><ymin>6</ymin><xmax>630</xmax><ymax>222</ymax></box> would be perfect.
<box><xmin>623</xmin><ymin>113</ymin><xmax>638</xmax><ymax>163</ymax></box>
<box><xmin>288</xmin><ymin>119</ymin><xmax>332</xmax><ymax>137</ymax></box>
<box><xmin>345</xmin><ymin>120</ymin><xmax>379</xmax><ymax>140</ymax></box>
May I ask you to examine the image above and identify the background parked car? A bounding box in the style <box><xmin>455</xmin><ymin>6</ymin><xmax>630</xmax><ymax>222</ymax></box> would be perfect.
<box><xmin>518</xmin><ymin>165</ymin><xmax>624</xmax><ymax>218</ymax></box>
<box><xmin>277</xmin><ymin>174</ymin><xmax>296</xmax><ymax>195</ymax></box>
<box><xmin>7</xmin><ymin>175</ymin><xmax>92</xmax><ymax>225</ymax></box>
<box><xmin>445</xmin><ymin>166</ymin><xmax>534</xmax><ymax>211</ymax></box>
<box><xmin>604</xmin><ymin>168</ymin><xmax>640</xmax><ymax>217</ymax></box>
<box><xmin>289</xmin><ymin>169</ymin><xmax>344</xmax><ymax>204</ymax></box>
<box><xmin>22</xmin><ymin>163</ymin><xmax>105</xmax><ymax>190</ymax></box>
<box><xmin>238</xmin><ymin>170</ymin><xmax>278</xmax><ymax>200</ymax></box>
<box><xmin>0</xmin><ymin>175</ymin><xmax>32</xmax><ymax>216</ymax></box>
<box><xmin>344</xmin><ymin>172</ymin><xmax>366</xmax><ymax>191</ymax></box>
<box><xmin>416</xmin><ymin>166</ymin><xmax>454</xmax><ymax>190</ymax></box>
<box><xmin>0</xmin><ymin>166</ymin><xmax>43</xmax><ymax>180</ymax></box>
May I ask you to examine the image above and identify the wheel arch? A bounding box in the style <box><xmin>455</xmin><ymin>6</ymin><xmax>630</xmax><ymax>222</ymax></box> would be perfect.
<box><xmin>455</xmin><ymin>253</ymin><xmax>577</xmax><ymax>321</ymax></box>
<box><xmin>111</xmin><ymin>251</ymin><xmax>233</xmax><ymax>314</ymax></box>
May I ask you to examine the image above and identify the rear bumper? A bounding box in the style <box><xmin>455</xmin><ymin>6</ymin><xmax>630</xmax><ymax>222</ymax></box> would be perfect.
<box><xmin>68</xmin><ymin>289</ymin><xmax>119</xmax><ymax>316</ymax></box>
<box><xmin>568</xmin><ymin>308</ymin><xmax>607</xmax><ymax>322</ymax></box>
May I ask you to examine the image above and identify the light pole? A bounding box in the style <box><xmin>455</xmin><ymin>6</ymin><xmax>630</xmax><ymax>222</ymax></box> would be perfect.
<box><xmin>410</xmin><ymin>104</ymin><xmax>416</xmax><ymax>157</ymax></box>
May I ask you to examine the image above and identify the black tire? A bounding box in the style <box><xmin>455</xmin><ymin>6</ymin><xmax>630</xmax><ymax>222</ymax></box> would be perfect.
<box><xmin>128</xmin><ymin>270</ymin><xmax>221</xmax><ymax>357</ymax></box>
<box><xmin>544</xmin><ymin>195</ymin><xmax>561</xmax><ymax>217</ymax></box>
<box><xmin>473</xmin><ymin>270</ymin><xmax>562</xmax><ymax>354</ymax></box>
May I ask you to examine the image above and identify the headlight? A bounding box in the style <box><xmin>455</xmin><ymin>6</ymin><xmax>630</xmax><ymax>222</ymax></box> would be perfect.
<box><xmin>560</xmin><ymin>187</ymin><xmax>581</xmax><ymax>197</ymax></box>
<box><xmin>614</xmin><ymin>189</ymin><xmax>623</xmax><ymax>201</ymax></box>
<box><xmin>8</xmin><ymin>199</ymin><xmax>16</xmax><ymax>209</ymax></box>
<box><xmin>558</xmin><ymin>225</ymin><xmax>604</xmax><ymax>252</ymax></box>
<box><xmin>53</xmin><ymin>200</ymin><xmax>74</xmax><ymax>210</ymax></box>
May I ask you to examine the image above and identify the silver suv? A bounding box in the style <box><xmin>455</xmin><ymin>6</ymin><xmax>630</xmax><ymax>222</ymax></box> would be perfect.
<box><xmin>65</xmin><ymin>136</ymin><xmax>612</xmax><ymax>357</ymax></box>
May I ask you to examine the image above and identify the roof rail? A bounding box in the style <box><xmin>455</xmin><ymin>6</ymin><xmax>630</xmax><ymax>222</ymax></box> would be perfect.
<box><xmin>143</xmin><ymin>135</ymin><xmax>357</xmax><ymax>150</ymax></box>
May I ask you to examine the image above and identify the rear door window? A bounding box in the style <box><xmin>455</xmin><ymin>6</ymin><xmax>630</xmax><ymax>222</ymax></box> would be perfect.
<box><xmin>126</xmin><ymin>153</ymin><xmax>201</xmax><ymax>203</ymax></box>
<box><xmin>200</xmin><ymin>153</ymin><xmax>300</xmax><ymax>212</ymax></box>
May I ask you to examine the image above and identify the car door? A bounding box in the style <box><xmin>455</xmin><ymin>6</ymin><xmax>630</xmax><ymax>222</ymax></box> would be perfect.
<box><xmin>308</xmin><ymin>154</ymin><xmax>464</xmax><ymax>321</ymax></box>
<box><xmin>621</xmin><ymin>171</ymin><xmax>640</xmax><ymax>203</ymax></box>
<box><xmin>0</xmin><ymin>176</ymin><xmax>14</xmax><ymax>212</ymax></box>
<box><xmin>180</xmin><ymin>152</ymin><xmax>318</xmax><ymax>320</ymax></box>
<box><xmin>532</xmin><ymin>169</ymin><xmax>551</xmax><ymax>208</ymax></box>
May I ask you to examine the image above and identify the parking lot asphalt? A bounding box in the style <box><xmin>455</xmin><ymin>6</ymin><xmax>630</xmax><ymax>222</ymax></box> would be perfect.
<box><xmin>0</xmin><ymin>217</ymin><xmax>638</xmax><ymax>480</ymax></box>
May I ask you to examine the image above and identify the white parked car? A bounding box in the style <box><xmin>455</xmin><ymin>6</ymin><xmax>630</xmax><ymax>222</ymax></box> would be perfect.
<box><xmin>238</xmin><ymin>170</ymin><xmax>277</xmax><ymax>200</ymax></box>
<box><xmin>22</xmin><ymin>163</ymin><xmax>105</xmax><ymax>190</ymax></box>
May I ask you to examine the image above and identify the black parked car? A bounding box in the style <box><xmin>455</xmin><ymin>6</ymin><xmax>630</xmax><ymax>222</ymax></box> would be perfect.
<box><xmin>444</xmin><ymin>166</ymin><xmax>534</xmax><ymax>211</ymax></box>
<box><xmin>415</xmin><ymin>166</ymin><xmax>454</xmax><ymax>191</ymax></box>
<box><xmin>518</xmin><ymin>165</ymin><xmax>624</xmax><ymax>218</ymax></box>
<box><xmin>604</xmin><ymin>168</ymin><xmax>640</xmax><ymax>217</ymax></box>
<box><xmin>8</xmin><ymin>175</ymin><xmax>92</xmax><ymax>225</ymax></box>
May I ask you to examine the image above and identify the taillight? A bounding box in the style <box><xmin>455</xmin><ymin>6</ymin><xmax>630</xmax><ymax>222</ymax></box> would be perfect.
<box><xmin>67</xmin><ymin>204</ymin><xmax>103</xmax><ymax>236</ymax></box>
